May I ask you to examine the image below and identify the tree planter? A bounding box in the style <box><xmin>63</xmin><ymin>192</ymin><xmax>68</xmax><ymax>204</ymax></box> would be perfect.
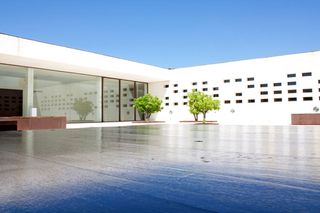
<box><xmin>180</xmin><ymin>120</ymin><xmax>219</xmax><ymax>125</ymax></box>
<box><xmin>132</xmin><ymin>121</ymin><xmax>166</xmax><ymax>124</ymax></box>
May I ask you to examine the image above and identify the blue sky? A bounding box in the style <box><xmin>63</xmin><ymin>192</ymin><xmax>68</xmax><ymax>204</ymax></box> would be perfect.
<box><xmin>1</xmin><ymin>0</ymin><xmax>320</xmax><ymax>68</ymax></box>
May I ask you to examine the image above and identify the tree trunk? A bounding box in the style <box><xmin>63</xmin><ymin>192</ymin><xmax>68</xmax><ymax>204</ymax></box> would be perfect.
<box><xmin>193</xmin><ymin>113</ymin><xmax>198</xmax><ymax>121</ymax></box>
<box><xmin>145</xmin><ymin>113</ymin><xmax>151</xmax><ymax>122</ymax></box>
<box><xmin>202</xmin><ymin>112</ymin><xmax>206</xmax><ymax>124</ymax></box>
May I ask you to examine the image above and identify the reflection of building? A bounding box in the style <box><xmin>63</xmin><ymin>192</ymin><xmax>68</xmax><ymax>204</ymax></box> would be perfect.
<box><xmin>1</xmin><ymin>33</ymin><xmax>320</xmax><ymax>124</ymax></box>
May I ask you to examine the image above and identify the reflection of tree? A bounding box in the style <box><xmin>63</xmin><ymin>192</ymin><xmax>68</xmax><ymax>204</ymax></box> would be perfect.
<box><xmin>72</xmin><ymin>98</ymin><xmax>93</xmax><ymax>120</ymax></box>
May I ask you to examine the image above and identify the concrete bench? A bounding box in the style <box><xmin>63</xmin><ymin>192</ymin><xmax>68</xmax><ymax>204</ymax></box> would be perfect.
<box><xmin>0</xmin><ymin>116</ymin><xmax>67</xmax><ymax>131</ymax></box>
<box><xmin>291</xmin><ymin>113</ymin><xmax>320</xmax><ymax>125</ymax></box>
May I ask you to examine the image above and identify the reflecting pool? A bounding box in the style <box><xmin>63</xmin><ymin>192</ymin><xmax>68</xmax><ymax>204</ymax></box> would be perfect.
<box><xmin>0</xmin><ymin>125</ymin><xmax>319</xmax><ymax>212</ymax></box>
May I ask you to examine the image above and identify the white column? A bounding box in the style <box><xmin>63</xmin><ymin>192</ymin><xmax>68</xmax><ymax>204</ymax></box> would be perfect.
<box><xmin>96</xmin><ymin>78</ymin><xmax>102</xmax><ymax>121</ymax></box>
<box><xmin>25</xmin><ymin>68</ymin><xmax>34</xmax><ymax>116</ymax></box>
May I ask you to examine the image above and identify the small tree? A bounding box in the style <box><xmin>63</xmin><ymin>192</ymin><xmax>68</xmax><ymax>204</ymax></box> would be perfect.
<box><xmin>133</xmin><ymin>94</ymin><xmax>162</xmax><ymax>121</ymax></box>
<box><xmin>187</xmin><ymin>90</ymin><xmax>220</xmax><ymax>123</ymax></box>
<box><xmin>72</xmin><ymin>98</ymin><xmax>94</xmax><ymax>121</ymax></box>
<box><xmin>187</xmin><ymin>90</ymin><xmax>202</xmax><ymax>121</ymax></box>
<box><xmin>196</xmin><ymin>95</ymin><xmax>220</xmax><ymax>123</ymax></box>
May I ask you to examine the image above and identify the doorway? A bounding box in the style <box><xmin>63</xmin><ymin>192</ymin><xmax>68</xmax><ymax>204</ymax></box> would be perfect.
<box><xmin>0</xmin><ymin>89</ymin><xmax>23</xmax><ymax>117</ymax></box>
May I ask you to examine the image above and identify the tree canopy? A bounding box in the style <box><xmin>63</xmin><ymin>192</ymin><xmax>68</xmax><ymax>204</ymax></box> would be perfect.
<box><xmin>133</xmin><ymin>93</ymin><xmax>162</xmax><ymax>121</ymax></box>
<box><xmin>187</xmin><ymin>90</ymin><xmax>220</xmax><ymax>123</ymax></box>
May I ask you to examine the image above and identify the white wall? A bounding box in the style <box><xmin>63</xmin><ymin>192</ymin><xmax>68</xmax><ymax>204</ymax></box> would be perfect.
<box><xmin>150</xmin><ymin>52</ymin><xmax>320</xmax><ymax>125</ymax></box>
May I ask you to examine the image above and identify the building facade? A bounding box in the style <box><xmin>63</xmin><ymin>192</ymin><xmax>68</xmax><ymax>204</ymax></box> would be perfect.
<box><xmin>0</xmin><ymin>34</ymin><xmax>168</xmax><ymax>122</ymax></box>
<box><xmin>150</xmin><ymin>52</ymin><xmax>320</xmax><ymax>124</ymax></box>
<box><xmin>1</xmin><ymin>34</ymin><xmax>320</xmax><ymax>124</ymax></box>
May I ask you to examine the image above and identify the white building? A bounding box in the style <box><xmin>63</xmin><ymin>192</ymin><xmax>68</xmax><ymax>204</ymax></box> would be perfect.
<box><xmin>1</xmin><ymin>33</ymin><xmax>319</xmax><ymax>124</ymax></box>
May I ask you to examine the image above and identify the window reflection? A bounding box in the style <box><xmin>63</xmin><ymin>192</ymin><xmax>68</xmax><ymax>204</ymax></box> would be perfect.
<box><xmin>120</xmin><ymin>80</ymin><xmax>135</xmax><ymax>121</ymax></box>
<box><xmin>136</xmin><ymin>82</ymin><xmax>148</xmax><ymax>120</ymax></box>
<box><xmin>103</xmin><ymin>78</ymin><xmax>119</xmax><ymax>121</ymax></box>
<box><xmin>34</xmin><ymin>69</ymin><xmax>101</xmax><ymax>122</ymax></box>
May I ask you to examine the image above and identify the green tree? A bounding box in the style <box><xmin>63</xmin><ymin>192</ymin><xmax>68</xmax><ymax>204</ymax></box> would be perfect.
<box><xmin>187</xmin><ymin>90</ymin><xmax>202</xmax><ymax>121</ymax></box>
<box><xmin>197</xmin><ymin>94</ymin><xmax>220</xmax><ymax>123</ymax></box>
<box><xmin>187</xmin><ymin>90</ymin><xmax>220</xmax><ymax>123</ymax></box>
<box><xmin>72</xmin><ymin>98</ymin><xmax>94</xmax><ymax>121</ymax></box>
<box><xmin>133</xmin><ymin>93</ymin><xmax>162</xmax><ymax>121</ymax></box>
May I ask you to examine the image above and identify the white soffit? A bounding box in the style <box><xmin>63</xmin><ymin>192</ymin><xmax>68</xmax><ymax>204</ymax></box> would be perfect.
<box><xmin>0</xmin><ymin>34</ymin><xmax>171</xmax><ymax>82</ymax></box>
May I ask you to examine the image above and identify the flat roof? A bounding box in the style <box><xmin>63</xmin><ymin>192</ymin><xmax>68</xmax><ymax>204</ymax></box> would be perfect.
<box><xmin>0</xmin><ymin>33</ymin><xmax>170</xmax><ymax>82</ymax></box>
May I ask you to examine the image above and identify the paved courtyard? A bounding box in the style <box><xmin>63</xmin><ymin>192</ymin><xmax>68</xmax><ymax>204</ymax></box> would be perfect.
<box><xmin>0</xmin><ymin>124</ymin><xmax>319</xmax><ymax>212</ymax></box>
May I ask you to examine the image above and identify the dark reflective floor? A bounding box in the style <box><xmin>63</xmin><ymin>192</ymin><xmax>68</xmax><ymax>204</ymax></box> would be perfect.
<box><xmin>0</xmin><ymin>125</ymin><xmax>320</xmax><ymax>212</ymax></box>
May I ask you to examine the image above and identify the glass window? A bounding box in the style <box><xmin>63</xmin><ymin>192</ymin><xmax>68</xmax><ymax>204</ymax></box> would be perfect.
<box><xmin>235</xmin><ymin>78</ymin><xmax>242</xmax><ymax>82</ymax></box>
<box><xmin>0</xmin><ymin>64</ymin><xmax>28</xmax><ymax>116</ymax></box>
<box><xmin>103</xmin><ymin>78</ymin><xmax>119</xmax><ymax>122</ymax></box>
<box><xmin>260</xmin><ymin>91</ymin><xmax>268</xmax><ymax>95</ymax></box>
<box><xmin>288</xmin><ymin>97</ymin><xmax>297</xmax><ymax>101</ymax></box>
<box><xmin>136</xmin><ymin>82</ymin><xmax>147</xmax><ymax>120</ymax></box>
<box><xmin>202</xmin><ymin>88</ymin><xmax>208</xmax><ymax>91</ymax></box>
<box><xmin>236</xmin><ymin>93</ymin><xmax>242</xmax><ymax>96</ymax></box>
<box><xmin>287</xmin><ymin>81</ymin><xmax>296</xmax><ymax>86</ymax></box>
<box><xmin>34</xmin><ymin>68</ymin><xmax>101</xmax><ymax>122</ymax></box>
<box><xmin>224</xmin><ymin>100</ymin><xmax>231</xmax><ymax>104</ymax></box>
<box><xmin>192</xmin><ymin>82</ymin><xmax>197</xmax><ymax>86</ymax></box>
<box><xmin>224</xmin><ymin>79</ymin><xmax>230</xmax><ymax>83</ymax></box>
<box><xmin>247</xmin><ymin>77</ymin><xmax>254</xmax><ymax>81</ymax></box>
<box><xmin>213</xmin><ymin>94</ymin><xmax>219</xmax><ymax>97</ymax></box>
<box><xmin>0</xmin><ymin>64</ymin><xmax>27</xmax><ymax>90</ymax></box>
<box><xmin>274</xmin><ymin>90</ymin><xmax>282</xmax><ymax>94</ymax></box>
<box><xmin>202</xmin><ymin>81</ymin><xmax>208</xmax><ymax>85</ymax></box>
<box><xmin>302</xmin><ymin>72</ymin><xmax>312</xmax><ymax>77</ymax></box>
<box><xmin>303</xmin><ymin>88</ymin><xmax>312</xmax><ymax>93</ymax></box>
<box><xmin>120</xmin><ymin>80</ymin><xmax>135</xmax><ymax>121</ymax></box>
<box><xmin>260</xmin><ymin>84</ymin><xmax>268</xmax><ymax>87</ymax></box>
<box><xmin>274</xmin><ymin>82</ymin><xmax>282</xmax><ymax>87</ymax></box>
<box><xmin>248</xmin><ymin>85</ymin><xmax>254</xmax><ymax>88</ymax></box>
<box><xmin>261</xmin><ymin>99</ymin><xmax>268</xmax><ymax>103</ymax></box>
<box><xmin>248</xmin><ymin>99</ymin><xmax>255</xmax><ymax>103</ymax></box>
<box><xmin>303</xmin><ymin>97</ymin><xmax>313</xmax><ymax>101</ymax></box>
<box><xmin>274</xmin><ymin>98</ymin><xmax>282</xmax><ymax>102</ymax></box>
<box><xmin>236</xmin><ymin>100</ymin><xmax>242</xmax><ymax>104</ymax></box>
<box><xmin>173</xmin><ymin>84</ymin><xmax>178</xmax><ymax>87</ymax></box>
<box><xmin>287</xmin><ymin>74</ymin><xmax>296</xmax><ymax>78</ymax></box>
<box><xmin>213</xmin><ymin>87</ymin><xmax>219</xmax><ymax>91</ymax></box>
<box><xmin>288</xmin><ymin>89</ymin><xmax>297</xmax><ymax>93</ymax></box>
<box><xmin>164</xmin><ymin>85</ymin><xmax>169</xmax><ymax>88</ymax></box>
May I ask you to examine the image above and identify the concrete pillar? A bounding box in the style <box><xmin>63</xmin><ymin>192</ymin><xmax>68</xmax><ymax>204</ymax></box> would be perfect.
<box><xmin>96</xmin><ymin>77</ymin><xmax>102</xmax><ymax>122</ymax></box>
<box><xmin>24</xmin><ymin>68</ymin><xmax>34</xmax><ymax>116</ymax></box>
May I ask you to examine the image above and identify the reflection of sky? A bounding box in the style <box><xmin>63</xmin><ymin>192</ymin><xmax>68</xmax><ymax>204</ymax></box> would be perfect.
<box><xmin>0</xmin><ymin>125</ymin><xmax>319</xmax><ymax>212</ymax></box>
